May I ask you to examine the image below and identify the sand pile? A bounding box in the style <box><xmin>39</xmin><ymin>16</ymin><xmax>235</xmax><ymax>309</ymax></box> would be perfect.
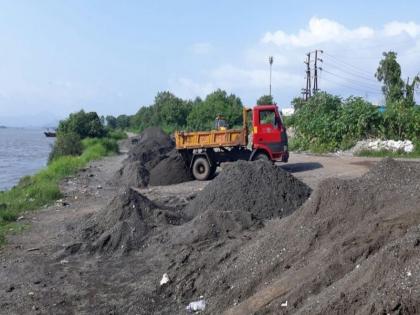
<box><xmin>115</xmin><ymin>127</ymin><xmax>192</xmax><ymax>187</ymax></box>
<box><xmin>184</xmin><ymin>160</ymin><xmax>311</xmax><ymax>220</ymax></box>
<box><xmin>68</xmin><ymin>158</ymin><xmax>420</xmax><ymax>314</ymax></box>
<box><xmin>148</xmin><ymin>150</ymin><xmax>193</xmax><ymax>186</ymax></box>
<box><xmin>82</xmin><ymin>188</ymin><xmax>183</xmax><ymax>255</ymax></box>
<box><xmin>194</xmin><ymin>158</ymin><xmax>420</xmax><ymax>314</ymax></box>
<box><xmin>82</xmin><ymin>160</ymin><xmax>310</xmax><ymax>255</ymax></box>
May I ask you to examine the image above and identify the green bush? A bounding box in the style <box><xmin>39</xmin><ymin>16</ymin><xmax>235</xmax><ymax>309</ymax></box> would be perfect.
<box><xmin>48</xmin><ymin>132</ymin><xmax>83</xmax><ymax>162</ymax></box>
<box><xmin>290</xmin><ymin>93</ymin><xmax>385</xmax><ymax>152</ymax></box>
<box><xmin>107</xmin><ymin>130</ymin><xmax>128</xmax><ymax>140</ymax></box>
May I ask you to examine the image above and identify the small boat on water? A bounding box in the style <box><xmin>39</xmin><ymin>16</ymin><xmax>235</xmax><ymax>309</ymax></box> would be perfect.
<box><xmin>44</xmin><ymin>129</ymin><xmax>57</xmax><ymax>137</ymax></box>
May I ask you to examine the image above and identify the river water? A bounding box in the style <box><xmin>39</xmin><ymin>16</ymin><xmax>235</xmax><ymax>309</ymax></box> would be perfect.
<box><xmin>0</xmin><ymin>128</ymin><xmax>54</xmax><ymax>191</ymax></box>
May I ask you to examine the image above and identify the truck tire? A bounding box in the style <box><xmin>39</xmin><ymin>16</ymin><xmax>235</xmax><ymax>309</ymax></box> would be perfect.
<box><xmin>192</xmin><ymin>157</ymin><xmax>211</xmax><ymax>180</ymax></box>
<box><xmin>253</xmin><ymin>152</ymin><xmax>269</xmax><ymax>161</ymax></box>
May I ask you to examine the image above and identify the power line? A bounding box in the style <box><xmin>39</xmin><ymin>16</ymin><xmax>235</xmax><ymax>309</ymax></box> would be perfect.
<box><xmin>321</xmin><ymin>76</ymin><xmax>383</xmax><ymax>96</ymax></box>
<box><xmin>320</xmin><ymin>68</ymin><xmax>382</xmax><ymax>93</ymax></box>
<box><xmin>321</xmin><ymin>64</ymin><xmax>382</xmax><ymax>89</ymax></box>
<box><xmin>322</xmin><ymin>57</ymin><xmax>377</xmax><ymax>82</ymax></box>
<box><xmin>323</xmin><ymin>52</ymin><xmax>376</xmax><ymax>77</ymax></box>
<box><xmin>321</xmin><ymin>70</ymin><xmax>383</xmax><ymax>95</ymax></box>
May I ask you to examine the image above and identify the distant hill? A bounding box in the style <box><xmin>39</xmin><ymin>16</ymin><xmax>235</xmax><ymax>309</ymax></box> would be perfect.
<box><xmin>0</xmin><ymin>112</ymin><xmax>61</xmax><ymax>128</ymax></box>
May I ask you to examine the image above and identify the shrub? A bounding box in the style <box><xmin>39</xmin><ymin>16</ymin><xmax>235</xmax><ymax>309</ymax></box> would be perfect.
<box><xmin>57</xmin><ymin>110</ymin><xmax>105</xmax><ymax>139</ymax></box>
<box><xmin>48</xmin><ymin>132</ymin><xmax>83</xmax><ymax>162</ymax></box>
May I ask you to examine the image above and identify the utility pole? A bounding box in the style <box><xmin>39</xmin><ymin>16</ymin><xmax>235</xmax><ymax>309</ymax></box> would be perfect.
<box><xmin>302</xmin><ymin>53</ymin><xmax>311</xmax><ymax>101</ymax></box>
<box><xmin>313</xmin><ymin>49</ymin><xmax>323</xmax><ymax>94</ymax></box>
<box><xmin>269</xmin><ymin>56</ymin><xmax>274</xmax><ymax>97</ymax></box>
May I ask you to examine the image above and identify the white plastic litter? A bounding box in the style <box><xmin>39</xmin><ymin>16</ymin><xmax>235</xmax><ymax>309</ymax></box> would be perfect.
<box><xmin>281</xmin><ymin>301</ymin><xmax>288</xmax><ymax>307</ymax></box>
<box><xmin>353</xmin><ymin>139</ymin><xmax>414</xmax><ymax>153</ymax></box>
<box><xmin>186</xmin><ymin>297</ymin><xmax>206</xmax><ymax>312</ymax></box>
<box><xmin>160</xmin><ymin>273</ymin><xmax>170</xmax><ymax>286</ymax></box>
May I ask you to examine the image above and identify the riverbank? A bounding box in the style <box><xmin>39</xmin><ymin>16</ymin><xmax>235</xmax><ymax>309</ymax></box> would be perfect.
<box><xmin>0</xmin><ymin>137</ymin><xmax>120</xmax><ymax>245</ymax></box>
<box><xmin>0</xmin><ymin>128</ymin><xmax>54</xmax><ymax>191</ymax></box>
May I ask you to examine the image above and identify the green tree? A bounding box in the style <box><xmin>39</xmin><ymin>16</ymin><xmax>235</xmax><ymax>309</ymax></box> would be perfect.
<box><xmin>116</xmin><ymin>114</ymin><xmax>130</xmax><ymax>129</ymax></box>
<box><xmin>154</xmin><ymin>91</ymin><xmax>192</xmax><ymax>131</ymax></box>
<box><xmin>106</xmin><ymin>115</ymin><xmax>117</xmax><ymax>129</ymax></box>
<box><xmin>404</xmin><ymin>76</ymin><xmax>420</xmax><ymax>106</ymax></box>
<box><xmin>375</xmin><ymin>51</ymin><xmax>405</xmax><ymax>104</ymax></box>
<box><xmin>291</xmin><ymin>97</ymin><xmax>306</xmax><ymax>111</ymax></box>
<box><xmin>58</xmin><ymin>110</ymin><xmax>105</xmax><ymax>139</ymax></box>
<box><xmin>187</xmin><ymin>89</ymin><xmax>243</xmax><ymax>130</ymax></box>
<box><xmin>256</xmin><ymin>95</ymin><xmax>274</xmax><ymax>105</ymax></box>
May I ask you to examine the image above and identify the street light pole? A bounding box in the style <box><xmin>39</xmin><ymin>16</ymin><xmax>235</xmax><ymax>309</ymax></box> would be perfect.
<box><xmin>269</xmin><ymin>56</ymin><xmax>273</xmax><ymax>97</ymax></box>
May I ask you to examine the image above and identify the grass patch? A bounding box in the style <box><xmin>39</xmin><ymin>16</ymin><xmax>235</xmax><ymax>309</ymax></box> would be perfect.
<box><xmin>0</xmin><ymin>137</ymin><xmax>119</xmax><ymax>245</ymax></box>
<box><xmin>107</xmin><ymin>130</ymin><xmax>128</xmax><ymax>141</ymax></box>
<box><xmin>0</xmin><ymin>222</ymin><xmax>29</xmax><ymax>246</ymax></box>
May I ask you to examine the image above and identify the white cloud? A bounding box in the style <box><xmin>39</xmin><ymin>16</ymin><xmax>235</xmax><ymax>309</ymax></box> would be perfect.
<box><xmin>169</xmin><ymin>77</ymin><xmax>214</xmax><ymax>99</ymax></box>
<box><xmin>383</xmin><ymin>21</ymin><xmax>420</xmax><ymax>38</ymax></box>
<box><xmin>262</xmin><ymin>17</ymin><xmax>374</xmax><ymax>47</ymax></box>
<box><xmin>210</xmin><ymin>64</ymin><xmax>301</xmax><ymax>90</ymax></box>
<box><xmin>190</xmin><ymin>42</ymin><xmax>213</xmax><ymax>54</ymax></box>
<box><xmin>172</xmin><ymin>17</ymin><xmax>420</xmax><ymax>106</ymax></box>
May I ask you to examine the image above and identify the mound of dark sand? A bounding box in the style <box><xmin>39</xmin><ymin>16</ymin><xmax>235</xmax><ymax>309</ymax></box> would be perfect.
<box><xmin>114</xmin><ymin>127</ymin><xmax>193</xmax><ymax>188</ymax></box>
<box><xmin>82</xmin><ymin>188</ymin><xmax>183</xmax><ymax>255</ymax></box>
<box><xmin>66</xmin><ymin>158</ymin><xmax>420</xmax><ymax>315</ymax></box>
<box><xmin>148</xmin><ymin>150</ymin><xmax>193</xmax><ymax>186</ymax></box>
<box><xmin>184</xmin><ymin>160</ymin><xmax>312</xmax><ymax>221</ymax></box>
<box><xmin>127</xmin><ymin>127</ymin><xmax>174</xmax><ymax>165</ymax></box>
<box><xmin>196</xmin><ymin>158</ymin><xmax>420</xmax><ymax>314</ymax></box>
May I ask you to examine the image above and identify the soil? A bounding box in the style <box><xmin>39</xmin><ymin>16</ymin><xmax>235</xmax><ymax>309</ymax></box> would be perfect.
<box><xmin>1</xmin><ymin>142</ymin><xmax>420</xmax><ymax>315</ymax></box>
<box><xmin>114</xmin><ymin>127</ymin><xmax>192</xmax><ymax>188</ymax></box>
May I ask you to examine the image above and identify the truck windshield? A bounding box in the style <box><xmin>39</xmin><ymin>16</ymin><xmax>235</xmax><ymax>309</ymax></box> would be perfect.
<box><xmin>259</xmin><ymin>110</ymin><xmax>276</xmax><ymax>126</ymax></box>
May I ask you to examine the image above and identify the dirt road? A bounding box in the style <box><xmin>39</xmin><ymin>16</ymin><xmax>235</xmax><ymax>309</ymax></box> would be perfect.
<box><xmin>0</xmin><ymin>151</ymin><xmax>388</xmax><ymax>314</ymax></box>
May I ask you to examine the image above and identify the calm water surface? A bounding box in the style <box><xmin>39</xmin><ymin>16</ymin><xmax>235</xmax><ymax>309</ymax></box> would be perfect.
<box><xmin>0</xmin><ymin>128</ymin><xmax>54</xmax><ymax>191</ymax></box>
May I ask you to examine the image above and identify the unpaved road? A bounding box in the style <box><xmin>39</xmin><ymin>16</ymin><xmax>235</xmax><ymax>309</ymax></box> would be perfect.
<box><xmin>0</xmin><ymin>151</ymin><xmax>404</xmax><ymax>314</ymax></box>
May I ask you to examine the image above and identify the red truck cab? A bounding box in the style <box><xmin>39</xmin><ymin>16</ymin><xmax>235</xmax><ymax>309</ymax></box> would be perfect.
<box><xmin>250</xmin><ymin>105</ymin><xmax>289</xmax><ymax>162</ymax></box>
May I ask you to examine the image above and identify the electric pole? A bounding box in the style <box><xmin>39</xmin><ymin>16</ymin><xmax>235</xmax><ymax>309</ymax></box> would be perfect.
<box><xmin>302</xmin><ymin>53</ymin><xmax>311</xmax><ymax>101</ymax></box>
<box><xmin>313</xmin><ymin>49</ymin><xmax>323</xmax><ymax>94</ymax></box>
<box><xmin>269</xmin><ymin>56</ymin><xmax>273</xmax><ymax>97</ymax></box>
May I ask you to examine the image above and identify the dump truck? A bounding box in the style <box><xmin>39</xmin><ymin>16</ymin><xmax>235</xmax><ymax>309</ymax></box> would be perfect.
<box><xmin>175</xmin><ymin>104</ymin><xmax>289</xmax><ymax>180</ymax></box>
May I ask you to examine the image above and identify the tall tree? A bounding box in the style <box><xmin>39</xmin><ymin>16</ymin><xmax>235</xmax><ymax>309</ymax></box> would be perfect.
<box><xmin>187</xmin><ymin>89</ymin><xmax>243</xmax><ymax>130</ymax></box>
<box><xmin>375</xmin><ymin>51</ymin><xmax>405</xmax><ymax>104</ymax></box>
<box><xmin>256</xmin><ymin>95</ymin><xmax>274</xmax><ymax>105</ymax></box>
<box><xmin>404</xmin><ymin>75</ymin><xmax>420</xmax><ymax>106</ymax></box>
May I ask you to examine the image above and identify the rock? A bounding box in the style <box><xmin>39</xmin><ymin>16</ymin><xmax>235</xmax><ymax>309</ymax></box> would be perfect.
<box><xmin>160</xmin><ymin>273</ymin><xmax>170</xmax><ymax>286</ymax></box>
<box><xmin>5</xmin><ymin>285</ymin><xmax>14</xmax><ymax>293</ymax></box>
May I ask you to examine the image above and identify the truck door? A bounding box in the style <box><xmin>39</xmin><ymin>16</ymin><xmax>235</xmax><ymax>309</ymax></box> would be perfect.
<box><xmin>253</xmin><ymin>106</ymin><xmax>288</xmax><ymax>160</ymax></box>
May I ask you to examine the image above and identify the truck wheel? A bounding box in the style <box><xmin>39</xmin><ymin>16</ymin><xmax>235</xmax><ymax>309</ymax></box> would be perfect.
<box><xmin>253</xmin><ymin>152</ymin><xmax>269</xmax><ymax>161</ymax></box>
<box><xmin>192</xmin><ymin>157</ymin><xmax>211</xmax><ymax>180</ymax></box>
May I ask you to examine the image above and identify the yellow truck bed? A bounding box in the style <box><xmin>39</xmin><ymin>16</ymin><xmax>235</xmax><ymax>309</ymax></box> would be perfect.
<box><xmin>175</xmin><ymin>128</ymin><xmax>247</xmax><ymax>149</ymax></box>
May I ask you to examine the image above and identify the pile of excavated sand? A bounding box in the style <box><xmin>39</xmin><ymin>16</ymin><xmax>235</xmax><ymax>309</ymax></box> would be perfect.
<box><xmin>114</xmin><ymin>127</ymin><xmax>192</xmax><ymax>188</ymax></box>
<box><xmin>191</xmin><ymin>158</ymin><xmax>420</xmax><ymax>314</ymax></box>
<box><xmin>82</xmin><ymin>188</ymin><xmax>184</xmax><ymax>255</ymax></box>
<box><xmin>83</xmin><ymin>160</ymin><xmax>311</xmax><ymax>255</ymax></box>
<box><xmin>68</xmin><ymin>158</ymin><xmax>420</xmax><ymax>315</ymax></box>
<box><xmin>184</xmin><ymin>160</ymin><xmax>311</xmax><ymax>220</ymax></box>
<box><xmin>148</xmin><ymin>150</ymin><xmax>193</xmax><ymax>186</ymax></box>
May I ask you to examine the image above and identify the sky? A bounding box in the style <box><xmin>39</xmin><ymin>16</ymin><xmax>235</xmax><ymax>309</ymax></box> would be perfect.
<box><xmin>0</xmin><ymin>0</ymin><xmax>419</xmax><ymax>126</ymax></box>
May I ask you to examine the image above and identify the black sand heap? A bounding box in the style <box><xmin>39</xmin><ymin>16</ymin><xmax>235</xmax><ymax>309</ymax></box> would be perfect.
<box><xmin>72</xmin><ymin>158</ymin><xmax>420</xmax><ymax>315</ymax></box>
<box><xmin>184</xmin><ymin>160</ymin><xmax>311</xmax><ymax>220</ymax></box>
<box><xmin>83</xmin><ymin>160</ymin><xmax>311</xmax><ymax>255</ymax></box>
<box><xmin>114</xmin><ymin>127</ymin><xmax>192</xmax><ymax>187</ymax></box>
